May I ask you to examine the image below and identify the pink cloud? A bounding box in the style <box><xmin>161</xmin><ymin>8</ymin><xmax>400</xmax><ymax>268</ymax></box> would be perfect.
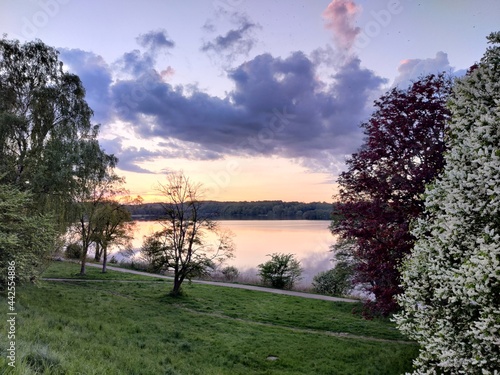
<box><xmin>160</xmin><ymin>66</ymin><xmax>175</xmax><ymax>81</ymax></box>
<box><xmin>322</xmin><ymin>0</ymin><xmax>362</xmax><ymax>51</ymax></box>
<box><xmin>394</xmin><ymin>52</ymin><xmax>451</xmax><ymax>87</ymax></box>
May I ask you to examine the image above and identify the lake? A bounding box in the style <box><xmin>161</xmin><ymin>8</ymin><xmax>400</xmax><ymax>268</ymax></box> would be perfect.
<box><xmin>121</xmin><ymin>220</ymin><xmax>336</xmax><ymax>287</ymax></box>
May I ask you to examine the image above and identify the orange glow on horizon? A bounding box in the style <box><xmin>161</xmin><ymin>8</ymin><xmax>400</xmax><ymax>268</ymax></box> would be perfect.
<box><xmin>116</xmin><ymin>156</ymin><xmax>339</xmax><ymax>204</ymax></box>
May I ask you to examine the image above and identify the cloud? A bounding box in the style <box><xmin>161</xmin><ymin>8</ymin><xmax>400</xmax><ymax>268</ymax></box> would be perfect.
<box><xmin>393</xmin><ymin>51</ymin><xmax>453</xmax><ymax>88</ymax></box>
<box><xmin>110</xmin><ymin>51</ymin><xmax>386</xmax><ymax>172</ymax></box>
<box><xmin>115</xmin><ymin>30</ymin><xmax>175</xmax><ymax>78</ymax></box>
<box><xmin>202</xmin><ymin>20</ymin><xmax>217</xmax><ymax>33</ymax></box>
<box><xmin>160</xmin><ymin>66</ymin><xmax>175</xmax><ymax>81</ymax></box>
<box><xmin>136</xmin><ymin>29</ymin><xmax>175</xmax><ymax>52</ymax></box>
<box><xmin>100</xmin><ymin>136</ymin><xmax>224</xmax><ymax>174</ymax></box>
<box><xmin>58</xmin><ymin>48</ymin><xmax>113</xmax><ymax>124</ymax></box>
<box><xmin>322</xmin><ymin>0</ymin><xmax>362</xmax><ymax>52</ymax></box>
<box><xmin>116</xmin><ymin>49</ymin><xmax>156</xmax><ymax>76</ymax></box>
<box><xmin>201</xmin><ymin>20</ymin><xmax>256</xmax><ymax>54</ymax></box>
<box><xmin>99</xmin><ymin>137</ymin><xmax>158</xmax><ymax>174</ymax></box>
<box><xmin>201</xmin><ymin>14</ymin><xmax>259</xmax><ymax>67</ymax></box>
<box><xmin>61</xmin><ymin>28</ymin><xmax>387</xmax><ymax>175</ymax></box>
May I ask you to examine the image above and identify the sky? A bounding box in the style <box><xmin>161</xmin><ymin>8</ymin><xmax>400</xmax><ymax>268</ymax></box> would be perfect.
<box><xmin>1</xmin><ymin>0</ymin><xmax>499</xmax><ymax>202</ymax></box>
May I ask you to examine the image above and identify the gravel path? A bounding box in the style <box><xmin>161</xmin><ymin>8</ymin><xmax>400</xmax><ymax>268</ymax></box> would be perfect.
<box><xmin>60</xmin><ymin>263</ymin><xmax>359</xmax><ymax>303</ymax></box>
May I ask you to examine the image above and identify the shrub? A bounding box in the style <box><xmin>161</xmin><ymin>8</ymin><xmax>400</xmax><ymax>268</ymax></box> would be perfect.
<box><xmin>139</xmin><ymin>234</ymin><xmax>167</xmax><ymax>273</ymax></box>
<box><xmin>258</xmin><ymin>253</ymin><xmax>302</xmax><ymax>289</ymax></box>
<box><xmin>313</xmin><ymin>262</ymin><xmax>353</xmax><ymax>296</ymax></box>
<box><xmin>221</xmin><ymin>266</ymin><xmax>239</xmax><ymax>281</ymax></box>
<box><xmin>65</xmin><ymin>243</ymin><xmax>82</xmax><ymax>260</ymax></box>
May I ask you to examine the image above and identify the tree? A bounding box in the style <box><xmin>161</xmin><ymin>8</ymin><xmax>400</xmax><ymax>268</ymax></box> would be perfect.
<box><xmin>70</xmin><ymin>137</ymin><xmax>122</xmax><ymax>275</ymax></box>
<box><xmin>141</xmin><ymin>173</ymin><xmax>234</xmax><ymax>296</ymax></box>
<box><xmin>258</xmin><ymin>253</ymin><xmax>303</xmax><ymax>289</ymax></box>
<box><xmin>394</xmin><ymin>32</ymin><xmax>500</xmax><ymax>374</ymax></box>
<box><xmin>65</xmin><ymin>242</ymin><xmax>82</xmax><ymax>260</ymax></box>
<box><xmin>0</xmin><ymin>38</ymin><xmax>96</xmax><ymax>230</ymax></box>
<box><xmin>0</xmin><ymin>184</ymin><xmax>57</xmax><ymax>290</ymax></box>
<box><xmin>221</xmin><ymin>265</ymin><xmax>239</xmax><ymax>281</ymax></box>
<box><xmin>0</xmin><ymin>38</ymin><xmax>115</xmax><ymax>282</ymax></box>
<box><xmin>92</xmin><ymin>200</ymin><xmax>135</xmax><ymax>273</ymax></box>
<box><xmin>330</xmin><ymin>73</ymin><xmax>453</xmax><ymax>315</ymax></box>
<box><xmin>140</xmin><ymin>233</ymin><xmax>169</xmax><ymax>273</ymax></box>
<box><xmin>313</xmin><ymin>243</ymin><xmax>354</xmax><ymax>297</ymax></box>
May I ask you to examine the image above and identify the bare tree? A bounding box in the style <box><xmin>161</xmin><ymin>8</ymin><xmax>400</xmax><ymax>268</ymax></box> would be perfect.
<box><xmin>142</xmin><ymin>172</ymin><xmax>234</xmax><ymax>296</ymax></box>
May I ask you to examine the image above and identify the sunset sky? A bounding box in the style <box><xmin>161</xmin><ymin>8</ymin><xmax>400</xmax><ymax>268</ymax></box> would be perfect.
<box><xmin>1</xmin><ymin>0</ymin><xmax>499</xmax><ymax>202</ymax></box>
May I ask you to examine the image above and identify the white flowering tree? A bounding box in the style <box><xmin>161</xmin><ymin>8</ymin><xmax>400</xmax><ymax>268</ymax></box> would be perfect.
<box><xmin>394</xmin><ymin>32</ymin><xmax>500</xmax><ymax>374</ymax></box>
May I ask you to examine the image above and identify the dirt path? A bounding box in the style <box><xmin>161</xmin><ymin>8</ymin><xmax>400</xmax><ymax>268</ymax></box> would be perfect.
<box><xmin>57</xmin><ymin>263</ymin><xmax>358</xmax><ymax>303</ymax></box>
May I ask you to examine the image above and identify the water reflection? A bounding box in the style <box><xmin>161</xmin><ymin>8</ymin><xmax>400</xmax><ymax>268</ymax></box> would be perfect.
<box><xmin>118</xmin><ymin>220</ymin><xmax>335</xmax><ymax>287</ymax></box>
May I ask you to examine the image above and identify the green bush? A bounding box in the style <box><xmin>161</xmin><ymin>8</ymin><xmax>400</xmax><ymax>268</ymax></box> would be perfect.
<box><xmin>313</xmin><ymin>262</ymin><xmax>353</xmax><ymax>297</ymax></box>
<box><xmin>258</xmin><ymin>253</ymin><xmax>302</xmax><ymax>289</ymax></box>
<box><xmin>221</xmin><ymin>266</ymin><xmax>239</xmax><ymax>281</ymax></box>
<box><xmin>0</xmin><ymin>184</ymin><xmax>57</xmax><ymax>290</ymax></box>
<box><xmin>65</xmin><ymin>243</ymin><xmax>82</xmax><ymax>259</ymax></box>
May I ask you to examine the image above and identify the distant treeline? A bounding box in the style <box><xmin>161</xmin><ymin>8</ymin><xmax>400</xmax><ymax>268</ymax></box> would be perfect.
<box><xmin>126</xmin><ymin>201</ymin><xmax>333</xmax><ymax>220</ymax></box>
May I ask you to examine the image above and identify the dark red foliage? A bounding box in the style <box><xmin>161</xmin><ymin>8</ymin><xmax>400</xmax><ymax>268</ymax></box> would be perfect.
<box><xmin>331</xmin><ymin>73</ymin><xmax>453</xmax><ymax>316</ymax></box>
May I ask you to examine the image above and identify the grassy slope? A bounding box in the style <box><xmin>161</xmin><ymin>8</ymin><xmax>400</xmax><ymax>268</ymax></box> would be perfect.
<box><xmin>0</xmin><ymin>262</ymin><xmax>417</xmax><ymax>375</ymax></box>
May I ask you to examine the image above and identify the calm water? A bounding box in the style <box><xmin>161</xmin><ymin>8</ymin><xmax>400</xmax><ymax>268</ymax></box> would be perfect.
<box><xmin>120</xmin><ymin>220</ymin><xmax>336</xmax><ymax>286</ymax></box>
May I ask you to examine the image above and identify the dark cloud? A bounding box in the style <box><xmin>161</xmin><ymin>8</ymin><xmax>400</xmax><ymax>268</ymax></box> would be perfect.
<box><xmin>58</xmin><ymin>48</ymin><xmax>113</xmax><ymax>123</ymax></box>
<box><xmin>110</xmin><ymin>51</ymin><xmax>386</xmax><ymax>172</ymax></box>
<box><xmin>61</xmin><ymin>27</ymin><xmax>387</xmax><ymax>174</ymax></box>
<box><xmin>201</xmin><ymin>20</ymin><xmax>256</xmax><ymax>53</ymax></box>
<box><xmin>116</xmin><ymin>49</ymin><xmax>156</xmax><ymax>76</ymax></box>
<box><xmin>200</xmin><ymin>15</ymin><xmax>259</xmax><ymax>66</ymax></box>
<box><xmin>136</xmin><ymin>29</ymin><xmax>175</xmax><ymax>52</ymax></box>
<box><xmin>115</xmin><ymin>30</ymin><xmax>175</xmax><ymax>77</ymax></box>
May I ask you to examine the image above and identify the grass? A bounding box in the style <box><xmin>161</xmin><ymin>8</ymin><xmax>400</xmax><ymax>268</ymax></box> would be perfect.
<box><xmin>0</xmin><ymin>261</ymin><xmax>418</xmax><ymax>374</ymax></box>
<box><xmin>42</xmin><ymin>260</ymin><xmax>166</xmax><ymax>282</ymax></box>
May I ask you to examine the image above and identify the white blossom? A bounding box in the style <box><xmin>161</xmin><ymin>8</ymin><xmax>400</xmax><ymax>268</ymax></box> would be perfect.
<box><xmin>394</xmin><ymin>32</ymin><xmax>500</xmax><ymax>374</ymax></box>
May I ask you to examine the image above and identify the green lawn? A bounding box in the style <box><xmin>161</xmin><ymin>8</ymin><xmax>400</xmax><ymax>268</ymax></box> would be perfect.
<box><xmin>42</xmin><ymin>261</ymin><xmax>166</xmax><ymax>282</ymax></box>
<box><xmin>0</xmin><ymin>261</ymin><xmax>417</xmax><ymax>374</ymax></box>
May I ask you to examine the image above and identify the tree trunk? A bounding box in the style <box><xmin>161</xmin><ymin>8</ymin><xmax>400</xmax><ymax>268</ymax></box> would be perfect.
<box><xmin>79</xmin><ymin>218</ymin><xmax>88</xmax><ymax>275</ymax></box>
<box><xmin>80</xmin><ymin>239</ymin><xmax>89</xmax><ymax>275</ymax></box>
<box><xmin>170</xmin><ymin>274</ymin><xmax>184</xmax><ymax>296</ymax></box>
<box><xmin>102</xmin><ymin>245</ymin><xmax>108</xmax><ymax>273</ymax></box>
<box><xmin>94</xmin><ymin>243</ymin><xmax>102</xmax><ymax>262</ymax></box>
<box><xmin>80</xmin><ymin>253</ymin><xmax>87</xmax><ymax>275</ymax></box>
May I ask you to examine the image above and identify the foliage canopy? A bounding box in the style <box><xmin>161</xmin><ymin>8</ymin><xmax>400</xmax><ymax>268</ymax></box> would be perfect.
<box><xmin>0</xmin><ymin>38</ymin><xmax>97</xmax><ymax>229</ymax></box>
<box><xmin>330</xmin><ymin>73</ymin><xmax>453</xmax><ymax>315</ymax></box>
<box><xmin>0</xmin><ymin>184</ymin><xmax>57</xmax><ymax>290</ymax></box>
<box><xmin>258</xmin><ymin>252</ymin><xmax>303</xmax><ymax>289</ymax></box>
<box><xmin>395</xmin><ymin>32</ymin><xmax>500</xmax><ymax>374</ymax></box>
